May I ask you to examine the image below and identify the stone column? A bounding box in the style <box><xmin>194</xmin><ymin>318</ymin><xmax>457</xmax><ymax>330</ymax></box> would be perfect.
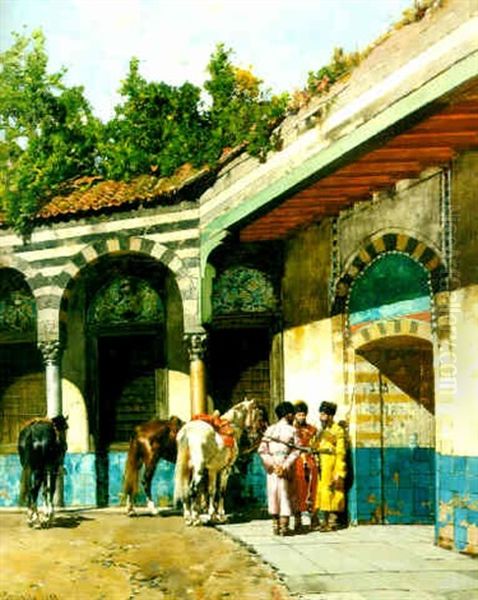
<box><xmin>184</xmin><ymin>331</ymin><xmax>208</xmax><ymax>416</ymax></box>
<box><xmin>39</xmin><ymin>339</ymin><xmax>65</xmax><ymax>506</ymax></box>
<box><xmin>39</xmin><ymin>340</ymin><xmax>63</xmax><ymax>418</ymax></box>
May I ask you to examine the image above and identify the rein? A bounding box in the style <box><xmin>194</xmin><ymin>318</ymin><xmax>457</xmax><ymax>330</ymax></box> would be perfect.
<box><xmin>261</xmin><ymin>435</ymin><xmax>334</xmax><ymax>456</ymax></box>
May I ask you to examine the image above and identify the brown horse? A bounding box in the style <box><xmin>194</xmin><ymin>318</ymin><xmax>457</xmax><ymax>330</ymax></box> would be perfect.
<box><xmin>123</xmin><ymin>415</ymin><xmax>183</xmax><ymax>516</ymax></box>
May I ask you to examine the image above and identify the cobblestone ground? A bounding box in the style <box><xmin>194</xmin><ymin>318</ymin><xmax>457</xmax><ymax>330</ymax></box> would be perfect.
<box><xmin>0</xmin><ymin>510</ymin><xmax>291</xmax><ymax>600</ymax></box>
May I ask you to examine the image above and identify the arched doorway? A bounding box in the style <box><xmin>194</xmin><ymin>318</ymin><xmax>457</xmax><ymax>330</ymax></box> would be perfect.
<box><xmin>208</xmin><ymin>265</ymin><xmax>279</xmax><ymax>415</ymax></box>
<box><xmin>348</xmin><ymin>252</ymin><xmax>436</xmax><ymax>524</ymax></box>
<box><xmin>70</xmin><ymin>253</ymin><xmax>184</xmax><ymax>506</ymax></box>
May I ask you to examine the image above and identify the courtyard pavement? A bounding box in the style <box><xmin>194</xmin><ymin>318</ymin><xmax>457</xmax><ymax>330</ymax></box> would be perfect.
<box><xmin>219</xmin><ymin>518</ymin><xmax>478</xmax><ymax>600</ymax></box>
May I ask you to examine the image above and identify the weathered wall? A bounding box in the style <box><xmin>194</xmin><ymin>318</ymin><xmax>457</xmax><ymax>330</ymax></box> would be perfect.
<box><xmin>434</xmin><ymin>151</ymin><xmax>478</xmax><ymax>554</ymax></box>
<box><xmin>338</xmin><ymin>169</ymin><xmax>442</xmax><ymax>268</ymax></box>
<box><xmin>453</xmin><ymin>151</ymin><xmax>478</xmax><ymax>289</ymax></box>
<box><xmin>282</xmin><ymin>221</ymin><xmax>345</xmax><ymax>421</ymax></box>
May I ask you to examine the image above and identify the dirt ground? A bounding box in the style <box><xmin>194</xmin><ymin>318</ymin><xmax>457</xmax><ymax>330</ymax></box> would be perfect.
<box><xmin>0</xmin><ymin>510</ymin><xmax>292</xmax><ymax>600</ymax></box>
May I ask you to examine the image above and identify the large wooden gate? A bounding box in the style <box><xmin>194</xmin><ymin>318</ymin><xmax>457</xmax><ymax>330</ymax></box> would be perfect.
<box><xmin>353</xmin><ymin>338</ymin><xmax>435</xmax><ymax>524</ymax></box>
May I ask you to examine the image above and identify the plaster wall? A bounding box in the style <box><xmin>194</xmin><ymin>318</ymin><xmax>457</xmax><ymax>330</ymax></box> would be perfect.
<box><xmin>282</xmin><ymin>223</ymin><xmax>345</xmax><ymax>422</ymax></box>
<box><xmin>283</xmin><ymin>318</ymin><xmax>344</xmax><ymax>426</ymax></box>
<box><xmin>282</xmin><ymin>222</ymin><xmax>331</xmax><ymax>327</ymax></box>
<box><xmin>453</xmin><ymin>151</ymin><xmax>478</xmax><ymax>289</ymax></box>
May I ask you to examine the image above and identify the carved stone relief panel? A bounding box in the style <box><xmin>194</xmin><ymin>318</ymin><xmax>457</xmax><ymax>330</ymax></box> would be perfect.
<box><xmin>0</xmin><ymin>270</ymin><xmax>36</xmax><ymax>335</ymax></box>
<box><xmin>212</xmin><ymin>266</ymin><xmax>277</xmax><ymax>316</ymax></box>
<box><xmin>89</xmin><ymin>276</ymin><xmax>164</xmax><ymax>326</ymax></box>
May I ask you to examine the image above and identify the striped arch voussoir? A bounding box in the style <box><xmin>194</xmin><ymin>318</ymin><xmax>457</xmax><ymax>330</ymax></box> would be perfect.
<box><xmin>351</xmin><ymin>318</ymin><xmax>432</xmax><ymax>349</ymax></box>
<box><xmin>58</xmin><ymin>236</ymin><xmax>190</xmax><ymax>318</ymax></box>
<box><xmin>332</xmin><ymin>232</ymin><xmax>445</xmax><ymax>316</ymax></box>
<box><xmin>0</xmin><ymin>254</ymin><xmax>36</xmax><ymax>292</ymax></box>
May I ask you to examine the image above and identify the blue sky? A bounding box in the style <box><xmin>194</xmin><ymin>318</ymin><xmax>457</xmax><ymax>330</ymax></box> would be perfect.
<box><xmin>1</xmin><ymin>0</ymin><xmax>412</xmax><ymax>121</ymax></box>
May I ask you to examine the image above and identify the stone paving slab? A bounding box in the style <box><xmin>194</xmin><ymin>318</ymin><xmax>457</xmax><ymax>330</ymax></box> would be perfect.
<box><xmin>219</xmin><ymin>521</ymin><xmax>478</xmax><ymax>600</ymax></box>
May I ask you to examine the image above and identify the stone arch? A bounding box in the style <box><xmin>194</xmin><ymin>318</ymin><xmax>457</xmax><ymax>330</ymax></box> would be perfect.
<box><xmin>0</xmin><ymin>254</ymin><xmax>35</xmax><ymax>291</ymax></box>
<box><xmin>332</xmin><ymin>230</ymin><xmax>445</xmax><ymax>316</ymax></box>
<box><xmin>32</xmin><ymin>235</ymin><xmax>195</xmax><ymax>341</ymax></box>
<box><xmin>350</xmin><ymin>317</ymin><xmax>432</xmax><ymax>350</ymax></box>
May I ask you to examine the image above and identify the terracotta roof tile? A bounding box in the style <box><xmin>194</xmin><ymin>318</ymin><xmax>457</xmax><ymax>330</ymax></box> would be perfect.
<box><xmin>36</xmin><ymin>163</ymin><xmax>210</xmax><ymax>221</ymax></box>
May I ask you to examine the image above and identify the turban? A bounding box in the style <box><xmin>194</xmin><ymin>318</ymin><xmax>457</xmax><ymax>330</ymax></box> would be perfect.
<box><xmin>275</xmin><ymin>401</ymin><xmax>295</xmax><ymax>419</ymax></box>
<box><xmin>319</xmin><ymin>401</ymin><xmax>337</xmax><ymax>416</ymax></box>
<box><xmin>294</xmin><ymin>401</ymin><xmax>309</xmax><ymax>414</ymax></box>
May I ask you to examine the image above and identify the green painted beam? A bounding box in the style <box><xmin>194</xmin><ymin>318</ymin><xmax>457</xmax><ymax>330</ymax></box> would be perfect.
<box><xmin>201</xmin><ymin>51</ymin><xmax>478</xmax><ymax>248</ymax></box>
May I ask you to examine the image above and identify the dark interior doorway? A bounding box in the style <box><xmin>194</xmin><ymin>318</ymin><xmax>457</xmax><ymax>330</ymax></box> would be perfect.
<box><xmin>208</xmin><ymin>327</ymin><xmax>271</xmax><ymax>415</ymax></box>
<box><xmin>97</xmin><ymin>334</ymin><xmax>159</xmax><ymax>448</ymax></box>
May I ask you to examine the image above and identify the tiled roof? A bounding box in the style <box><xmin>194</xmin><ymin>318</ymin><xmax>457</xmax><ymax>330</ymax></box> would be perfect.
<box><xmin>34</xmin><ymin>145</ymin><xmax>246</xmax><ymax>222</ymax></box>
<box><xmin>36</xmin><ymin>163</ymin><xmax>210</xmax><ymax>220</ymax></box>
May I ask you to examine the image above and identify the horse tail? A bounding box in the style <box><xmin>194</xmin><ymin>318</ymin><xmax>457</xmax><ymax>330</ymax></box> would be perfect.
<box><xmin>19</xmin><ymin>464</ymin><xmax>31</xmax><ymax>506</ymax></box>
<box><xmin>123</xmin><ymin>435</ymin><xmax>142</xmax><ymax>501</ymax></box>
<box><xmin>174</xmin><ymin>428</ymin><xmax>190</xmax><ymax>505</ymax></box>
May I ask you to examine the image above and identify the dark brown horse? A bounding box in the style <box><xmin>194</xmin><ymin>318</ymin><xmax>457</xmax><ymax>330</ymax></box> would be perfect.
<box><xmin>123</xmin><ymin>415</ymin><xmax>183</xmax><ymax>516</ymax></box>
<box><xmin>18</xmin><ymin>415</ymin><xmax>68</xmax><ymax>528</ymax></box>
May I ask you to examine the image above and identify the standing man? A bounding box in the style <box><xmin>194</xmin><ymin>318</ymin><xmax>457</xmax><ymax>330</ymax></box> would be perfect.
<box><xmin>293</xmin><ymin>401</ymin><xmax>318</xmax><ymax>533</ymax></box>
<box><xmin>311</xmin><ymin>401</ymin><xmax>347</xmax><ymax>531</ymax></box>
<box><xmin>258</xmin><ymin>401</ymin><xmax>300</xmax><ymax>536</ymax></box>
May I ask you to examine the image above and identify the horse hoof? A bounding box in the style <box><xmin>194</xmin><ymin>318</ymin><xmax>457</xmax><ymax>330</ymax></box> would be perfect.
<box><xmin>146</xmin><ymin>501</ymin><xmax>158</xmax><ymax>516</ymax></box>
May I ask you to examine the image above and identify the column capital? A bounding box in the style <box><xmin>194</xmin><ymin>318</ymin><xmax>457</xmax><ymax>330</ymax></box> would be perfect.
<box><xmin>38</xmin><ymin>339</ymin><xmax>63</xmax><ymax>365</ymax></box>
<box><xmin>184</xmin><ymin>330</ymin><xmax>208</xmax><ymax>362</ymax></box>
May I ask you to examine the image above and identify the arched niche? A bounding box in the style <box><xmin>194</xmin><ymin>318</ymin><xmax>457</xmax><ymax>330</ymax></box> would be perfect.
<box><xmin>0</xmin><ymin>268</ymin><xmax>44</xmax><ymax>448</ymax></box>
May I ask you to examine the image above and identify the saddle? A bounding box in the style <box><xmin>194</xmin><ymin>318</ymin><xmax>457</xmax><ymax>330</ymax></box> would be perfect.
<box><xmin>192</xmin><ymin>413</ymin><xmax>236</xmax><ymax>448</ymax></box>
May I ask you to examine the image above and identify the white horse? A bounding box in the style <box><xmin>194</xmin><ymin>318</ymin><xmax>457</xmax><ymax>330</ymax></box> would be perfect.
<box><xmin>174</xmin><ymin>399</ymin><xmax>265</xmax><ymax>526</ymax></box>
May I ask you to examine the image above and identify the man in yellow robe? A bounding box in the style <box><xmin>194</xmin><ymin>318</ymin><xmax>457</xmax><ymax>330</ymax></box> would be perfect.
<box><xmin>312</xmin><ymin>401</ymin><xmax>347</xmax><ymax>531</ymax></box>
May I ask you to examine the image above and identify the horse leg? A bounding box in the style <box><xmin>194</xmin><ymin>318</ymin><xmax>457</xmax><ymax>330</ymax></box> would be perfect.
<box><xmin>28</xmin><ymin>469</ymin><xmax>43</xmax><ymax>528</ymax></box>
<box><xmin>206</xmin><ymin>469</ymin><xmax>218</xmax><ymax>524</ymax></box>
<box><xmin>142</xmin><ymin>453</ymin><xmax>160</xmax><ymax>516</ymax></box>
<box><xmin>188</xmin><ymin>468</ymin><xmax>206</xmax><ymax>526</ymax></box>
<box><xmin>215</xmin><ymin>468</ymin><xmax>231</xmax><ymax>523</ymax></box>
<box><xmin>124</xmin><ymin>436</ymin><xmax>144</xmax><ymax>517</ymax></box>
<box><xmin>43</xmin><ymin>469</ymin><xmax>57</xmax><ymax>527</ymax></box>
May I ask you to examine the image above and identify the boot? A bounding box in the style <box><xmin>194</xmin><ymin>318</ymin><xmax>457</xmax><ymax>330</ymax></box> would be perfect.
<box><xmin>272</xmin><ymin>515</ymin><xmax>280</xmax><ymax>535</ymax></box>
<box><xmin>294</xmin><ymin>513</ymin><xmax>304</xmax><ymax>534</ymax></box>
<box><xmin>319</xmin><ymin>511</ymin><xmax>331</xmax><ymax>532</ymax></box>
<box><xmin>328</xmin><ymin>512</ymin><xmax>339</xmax><ymax>531</ymax></box>
<box><xmin>279</xmin><ymin>516</ymin><xmax>292</xmax><ymax>536</ymax></box>
<box><xmin>310</xmin><ymin>511</ymin><xmax>320</xmax><ymax>531</ymax></box>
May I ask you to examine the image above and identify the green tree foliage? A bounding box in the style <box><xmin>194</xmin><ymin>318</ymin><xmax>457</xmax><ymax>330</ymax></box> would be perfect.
<box><xmin>205</xmin><ymin>44</ymin><xmax>288</xmax><ymax>161</ymax></box>
<box><xmin>100</xmin><ymin>57</ymin><xmax>208</xmax><ymax>180</ymax></box>
<box><xmin>101</xmin><ymin>44</ymin><xmax>288</xmax><ymax>179</ymax></box>
<box><xmin>1</xmin><ymin>35</ymin><xmax>287</xmax><ymax>232</ymax></box>
<box><xmin>0</xmin><ymin>30</ymin><xmax>101</xmax><ymax>232</ymax></box>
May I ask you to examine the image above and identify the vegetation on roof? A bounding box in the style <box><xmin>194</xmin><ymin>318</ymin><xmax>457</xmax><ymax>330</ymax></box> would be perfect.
<box><xmin>0</xmin><ymin>35</ymin><xmax>287</xmax><ymax>233</ymax></box>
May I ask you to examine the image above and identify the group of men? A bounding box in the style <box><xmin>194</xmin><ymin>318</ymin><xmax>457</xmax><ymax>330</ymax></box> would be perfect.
<box><xmin>258</xmin><ymin>400</ymin><xmax>348</xmax><ymax>536</ymax></box>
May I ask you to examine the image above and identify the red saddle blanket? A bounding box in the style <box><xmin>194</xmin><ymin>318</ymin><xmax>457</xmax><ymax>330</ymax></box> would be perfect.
<box><xmin>192</xmin><ymin>414</ymin><xmax>235</xmax><ymax>448</ymax></box>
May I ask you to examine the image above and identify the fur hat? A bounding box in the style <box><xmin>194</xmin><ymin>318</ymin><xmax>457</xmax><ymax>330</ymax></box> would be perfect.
<box><xmin>319</xmin><ymin>401</ymin><xmax>337</xmax><ymax>416</ymax></box>
<box><xmin>275</xmin><ymin>401</ymin><xmax>295</xmax><ymax>419</ymax></box>
<box><xmin>294</xmin><ymin>400</ymin><xmax>309</xmax><ymax>414</ymax></box>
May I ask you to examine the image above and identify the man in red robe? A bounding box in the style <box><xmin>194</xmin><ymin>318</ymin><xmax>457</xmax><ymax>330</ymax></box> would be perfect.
<box><xmin>292</xmin><ymin>401</ymin><xmax>318</xmax><ymax>533</ymax></box>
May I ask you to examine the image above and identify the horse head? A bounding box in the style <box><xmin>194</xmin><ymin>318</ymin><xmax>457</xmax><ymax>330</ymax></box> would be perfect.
<box><xmin>167</xmin><ymin>416</ymin><xmax>184</xmax><ymax>443</ymax></box>
<box><xmin>51</xmin><ymin>414</ymin><xmax>69</xmax><ymax>432</ymax></box>
<box><xmin>224</xmin><ymin>398</ymin><xmax>268</xmax><ymax>448</ymax></box>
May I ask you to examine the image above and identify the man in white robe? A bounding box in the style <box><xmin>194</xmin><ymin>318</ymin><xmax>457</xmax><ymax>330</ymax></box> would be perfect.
<box><xmin>258</xmin><ymin>401</ymin><xmax>300</xmax><ymax>535</ymax></box>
